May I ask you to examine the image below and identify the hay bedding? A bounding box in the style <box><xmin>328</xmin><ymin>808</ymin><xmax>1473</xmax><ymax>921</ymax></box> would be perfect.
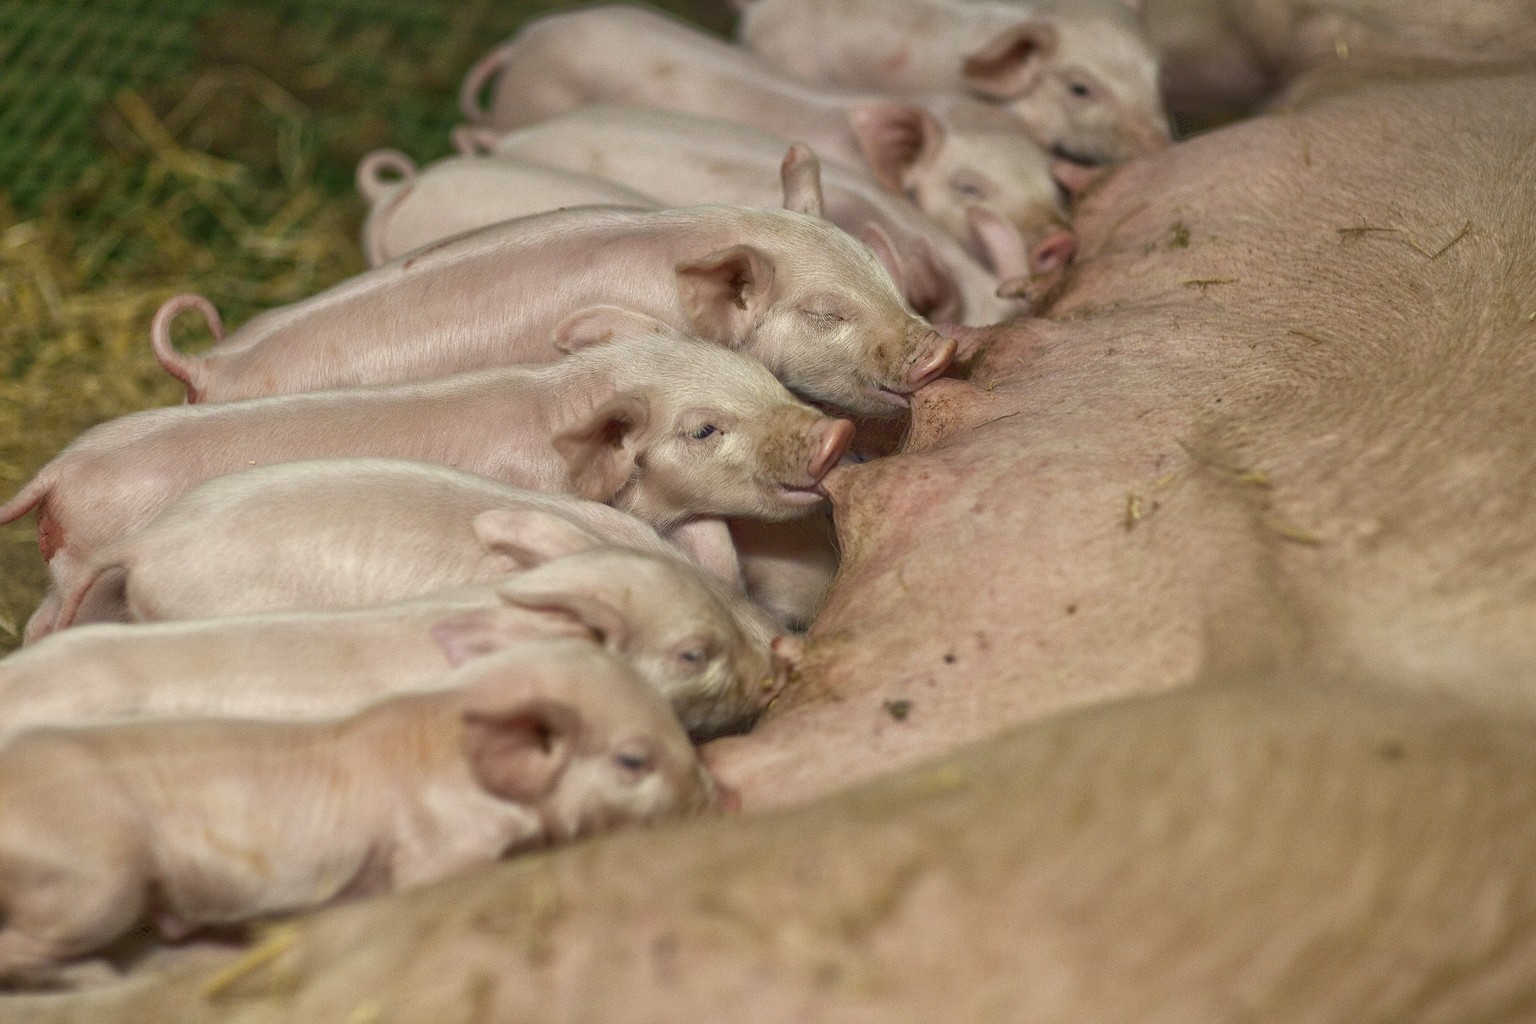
<box><xmin>0</xmin><ymin>0</ymin><xmax>730</xmax><ymax>652</ymax></box>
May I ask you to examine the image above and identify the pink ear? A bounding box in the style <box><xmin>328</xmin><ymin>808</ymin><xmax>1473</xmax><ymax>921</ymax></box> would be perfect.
<box><xmin>965</xmin><ymin>206</ymin><xmax>1032</xmax><ymax>280</ymax></box>
<box><xmin>431</xmin><ymin>608</ymin><xmax>525</xmax><ymax>668</ymax></box>
<box><xmin>963</xmin><ymin>23</ymin><xmax>1057</xmax><ymax>100</ymax></box>
<box><xmin>848</xmin><ymin>102</ymin><xmax>945</xmax><ymax>193</ymax></box>
<box><xmin>667</xmin><ymin>517</ymin><xmax>745</xmax><ymax>592</ymax></box>
<box><xmin>551</xmin><ymin>393</ymin><xmax>651</xmax><ymax>502</ymax></box>
<box><xmin>675</xmin><ymin>245</ymin><xmax>775</xmax><ymax>344</ymax></box>
<box><xmin>780</xmin><ymin>143</ymin><xmax>825</xmax><ymax>217</ymax></box>
<box><xmin>499</xmin><ymin>590</ymin><xmax>630</xmax><ymax>649</ymax></box>
<box><xmin>472</xmin><ymin>508</ymin><xmax>603</xmax><ymax>569</ymax></box>
<box><xmin>461</xmin><ymin>699</ymin><xmax>579</xmax><ymax>802</ymax></box>
<box><xmin>859</xmin><ymin>222</ymin><xmax>909</xmax><ymax>294</ymax></box>
<box><xmin>554</xmin><ymin>304</ymin><xmax>672</xmax><ymax>354</ymax></box>
<box><xmin>894</xmin><ymin>234</ymin><xmax>963</xmax><ymax>323</ymax></box>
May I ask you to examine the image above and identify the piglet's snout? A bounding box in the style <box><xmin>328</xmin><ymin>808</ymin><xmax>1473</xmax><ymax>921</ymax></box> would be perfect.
<box><xmin>807</xmin><ymin>418</ymin><xmax>855</xmax><ymax>483</ymax></box>
<box><xmin>904</xmin><ymin>332</ymin><xmax>958</xmax><ymax>391</ymax></box>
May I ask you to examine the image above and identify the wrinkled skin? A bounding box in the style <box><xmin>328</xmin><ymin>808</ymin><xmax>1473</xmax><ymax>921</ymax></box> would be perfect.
<box><xmin>10</xmin><ymin>65</ymin><xmax>1536</xmax><ymax>1024</ymax></box>
<box><xmin>0</xmin><ymin>545</ymin><xmax>783</xmax><ymax>741</ymax></box>
<box><xmin>6</xmin><ymin>315</ymin><xmax>851</xmax><ymax>642</ymax></box>
<box><xmin>737</xmin><ymin>0</ymin><xmax>1170</xmax><ymax>162</ymax></box>
<box><xmin>356</xmin><ymin>151</ymin><xmax>657</xmax><ymax>266</ymax></box>
<box><xmin>146</xmin><ymin>205</ymin><xmax>954</xmax><ymax>415</ymax></box>
<box><xmin>0</xmin><ymin>640</ymin><xmax>721</xmax><ymax>985</ymax></box>
<box><xmin>486</xmin><ymin>104</ymin><xmax>1026</xmax><ymax>325</ymax></box>
<box><xmin>463</xmin><ymin>5</ymin><xmax>1064</xmax><ymax>252</ymax></box>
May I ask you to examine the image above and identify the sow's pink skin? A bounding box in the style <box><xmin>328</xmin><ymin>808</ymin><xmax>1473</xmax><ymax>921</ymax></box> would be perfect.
<box><xmin>146</xmin><ymin>202</ymin><xmax>955</xmax><ymax>416</ymax></box>
<box><xmin>2</xmin><ymin>310</ymin><xmax>852</xmax><ymax>643</ymax></box>
<box><xmin>458</xmin><ymin>4</ymin><xmax>1067</xmax><ymax>255</ymax></box>
<box><xmin>0</xmin><ymin>639</ymin><xmax>722</xmax><ymax>984</ymax></box>
<box><xmin>736</xmin><ymin>0</ymin><xmax>1170</xmax><ymax>164</ymax></box>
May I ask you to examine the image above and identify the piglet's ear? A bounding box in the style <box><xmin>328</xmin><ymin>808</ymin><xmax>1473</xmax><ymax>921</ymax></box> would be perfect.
<box><xmin>462</xmin><ymin>699</ymin><xmax>580</xmax><ymax>802</ymax></box>
<box><xmin>965</xmin><ymin>206</ymin><xmax>1031</xmax><ymax>280</ymax></box>
<box><xmin>552</xmin><ymin>394</ymin><xmax>651</xmax><ymax>503</ymax></box>
<box><xmin>962</xmin><ymin>23</ymin><xmax>1057</xmax><ymax>101</ymax></box>
<box><xmin>676</xmin><ymin>246</ymin><xmax>775</xmax><ymax>345</ymax></box>
<box><xmin>668</xmin><ymin>517</ymin><xmax>745</xmax><ymax>593</ymax></box>
<box><xmin>473</xmin><ymin>508</ymin><xmax>602</xmax><ymax>570</ymax></box>
<box><xmin>780</xmin><ymin>143</ymin><xmax>825</xmax><ymax>218</ymax></box>
<box><xmin>500</xmin><ymin>591</ymin><xmax>630</xmax><ymax>649</ymax></box>
<box><xmin>848</xmin><ymin>102</ymin><xmax>944</xmax><ymax>193</ymax></box>
<box><xmin>555</xmin><ymin>304</ymin><xmax>671</xmax><ymax>354</ymax></box>
<box><xmin>431</xmin><ymin>608</ymin><xmax>529</xmax><ymax>668</ymax></box>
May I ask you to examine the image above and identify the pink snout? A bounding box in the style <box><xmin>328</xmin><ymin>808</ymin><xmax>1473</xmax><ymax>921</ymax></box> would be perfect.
<box><xmin>808</xmin><ymin>418</ymin><xmax>856</xmax><ymax>483</ymax></box>
<box><xmin>1029</xmin><ymin>229</ymin><xmax>1076</xmax><ymax>276</ymax></box>
<box><xmin>906</xmin><ymin>335</ymin><xmax>958</xmax><ymax>391</ymax></box>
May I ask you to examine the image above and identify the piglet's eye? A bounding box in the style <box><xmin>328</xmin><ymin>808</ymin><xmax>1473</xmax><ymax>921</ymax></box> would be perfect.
<box><xmin>678</xmin><ymin>647</ymin><xmax>707</xmax><ymax>664</ymax></box>
<box><xmin>688</xmin><ymin>424</ymin><xmax>719</xmax><ymax>440</ymax></box>
<box><xmin>1068</xmin><ymin>81</ymin><xmax>1092</xmax><ymax>98</ymax></box>
<box><xmin>614</xmin><ymin>747</ymin><xmax>655</xmax><ymax>774</ymax></box>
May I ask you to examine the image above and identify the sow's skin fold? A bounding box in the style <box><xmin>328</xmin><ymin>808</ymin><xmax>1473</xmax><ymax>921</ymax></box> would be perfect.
<box><xmin>9</xmin><ymin>70</ymin><xmax>1536</xmax><ymax>1021</ymax></box>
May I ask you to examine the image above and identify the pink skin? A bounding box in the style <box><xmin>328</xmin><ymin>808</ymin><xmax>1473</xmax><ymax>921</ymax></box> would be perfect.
<box><xmin>47</xmin><ymin>460</ymin><xmax>774</xmax><ymax>654</ymax></box>
<box><xmin>461</xmin><ymin>5</ymin><xmax>1065</xmax><ymax>250</ymax></box>
<box><xmin>146</xmin><ymin>205</ymin><xmax>952</xmax><ymax>416</ymax></box>
<box><xmin>6</xmin><ymin>543</ymin><xmax>785</xmax><ymax>741</ymax></box>
<box><xmin>0</xmin><ymin>639</ymin><xmax>721</xmax><ymax>984</ymax></box>
<box><xmin>485</xmin><ymin>105</ymin><xmax>1029</xmax><ymax>325</ymax></box>
<box><xmin>4</xmin><ymin>312</ymin><xmax>850</xmax><ymax>643</ymax></box>
<box><xmin>737</xmin><ymin>0</ymin><xmax>1170</xmax><ymax>164</ymax></box>
<box><xmin>8</xmin><ymin>68</ymin><xmax>1536</xmax><ymax>1024</ymax></box>
<box><xmin>356</xmin><ymin>151</ymin><xmax>659</xmax><ymax>267</ymax></box>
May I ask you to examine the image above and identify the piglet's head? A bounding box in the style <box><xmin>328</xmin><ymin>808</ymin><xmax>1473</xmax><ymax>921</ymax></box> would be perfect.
<box><xmin>551</xmin><ymin>306</ymin><xmax>855</xmax><ymax>528</ymax></box>
<box><xmin>674</xmin><ymin>209</ymin><xmax>956</xmax><ymax>418</ymax></box>
<box><xmin>452</xmin><ymin>639</ymin><xmax>722</xmax><ymax>843</ymax></box>
<box><xmin>960</xmin><ymin>9</ymin><xmax>1169</xmax><ymax>164</ymax></box>
<box><xmin>849</xmin><ymin>100</ymin><xmax>1065</xmax><ymax>256</ymax></box>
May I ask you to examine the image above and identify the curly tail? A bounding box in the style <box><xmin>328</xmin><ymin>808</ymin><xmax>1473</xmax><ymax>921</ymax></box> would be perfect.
<box><xmin>355</xmin><ymin>149</ymin><xmax>417</xmax><ymax>204</ymax></box>
<box><xmin>0</xmin><ymin>471</ymin><xmax>50</xmax><ymax>529</ymax></box>
<box><xmin>459</xmin><ymin>40</ymin><xmax>519</xmax><ymax>123</ymax></box>
<box><xmin>151</xmin><ymin>294</ymin><xmax>223</xmax><ymax>404</ymax></box>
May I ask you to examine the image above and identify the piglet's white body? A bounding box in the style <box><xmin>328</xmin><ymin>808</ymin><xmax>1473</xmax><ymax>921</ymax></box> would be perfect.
<box><xmin>3</xmin><ymin>543</ymin><xmax>783</xmax><ymax>740</ymax></box>
<box><xmin>146</xmin><ymin>204</ymin><xmax>953</xmax><ymax>415</ymax></box>
<box><xmin>356</xmin><ymin>149</ymin><xmax>657</xmax><ymax>267</ymax></box>
<box><xmin>737</xmin><ymin>0</ymin><xmax>1169</xmax><ymax>163</ymax></box>
<box><xmin>461</xmin><ymin>5</ymin><xmax>1063</xmax><ymax>249</ymax></box>
<box><xmin>482</xmin><ymin>105</ymin><xmax>1033</xmax><ymax>326</ymax></box>
<box><xmin>6</xmin><ymin>314</ymin><xmax>853</xmax><ymax>643</ymax></box>
<box><xmin>0</xmin><ymin>640</ymin><xmax>720</xmax><ymax>982</ymax></box>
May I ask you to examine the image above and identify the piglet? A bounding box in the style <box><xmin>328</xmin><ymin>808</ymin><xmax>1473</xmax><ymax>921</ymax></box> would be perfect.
<box><xmin>146</xmin><ymin>202</ymin><xmax>954</xmax><ymax>414</ymax></box>
<box><xmin>20</xmin><ymin>539</ymin><xmax>786</xmax><ymax>741</ymax></box>
<box><xmin>0</xmin><ymin>638</ymin><xmax>721</xmax><ymax>984</ymax></box>
<box><xmin>46</xmin><ymin>459</ymin><xmax>757</xmax><ymax>636</ymax></box>
<box><xmin>4</xmin><ymin>308</ymin><xmax>853</xmax><ymax>640</ymax></box>
<box><xmin>460</xmin><ymin>4</ymin><xmax>1064</xmax><ymax>252</ymax></box>
<box><xmin>736</xmin><ymin>0</ymin><xmax>1170</xmax><ymax>164</ymax></box>
<box><xmin>476</xmin><ymin>106</ymin><xmax>1047</xmax><ymax>324</ymax></box>
<box><xmin>356</xmin><ymin>148</ymin><xmax>658</xmax><ymax>266</ymax></box>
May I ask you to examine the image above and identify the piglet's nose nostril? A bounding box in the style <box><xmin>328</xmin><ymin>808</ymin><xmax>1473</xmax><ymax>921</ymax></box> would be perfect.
<box><xmin>807</xmin><ymin>419</ymin><xmax>855</xmax><ymax>482</ymax></box>
<box><xmin>906</xmin><ymin>337</ymin><xmax>957</xmax><ymax>390</ymax></box>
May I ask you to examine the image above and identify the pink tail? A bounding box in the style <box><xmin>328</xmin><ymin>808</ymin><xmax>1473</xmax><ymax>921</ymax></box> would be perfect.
<box><xmin>151</xmin><ymin>294</ymin><xmax>223</xmax><ymax>403</ymax></box>
<box><xmin>459</xmin><ymin>40</ymin><xmax>519</xmax><ymax>123</ymax></box>
<box><xmin>0</xmin><ymin>472</ymin><xmax>49</xmax><ymax>529</ymax></box>
<box><xmin>355</xmin><ymin>149</ymin><xmax>417</xmax><ymax>203</ymax></box>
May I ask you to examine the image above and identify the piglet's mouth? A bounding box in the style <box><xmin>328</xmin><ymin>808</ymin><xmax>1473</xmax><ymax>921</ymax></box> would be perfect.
<box><xmin>867</xmin><ymin>384</ymin><xmax>913</xmax><ymax>409</ymax></box>
<box><xmin>776</xmin><ymin>483</ymin><xmax>829</xmax><ymax>505</ymax></box>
